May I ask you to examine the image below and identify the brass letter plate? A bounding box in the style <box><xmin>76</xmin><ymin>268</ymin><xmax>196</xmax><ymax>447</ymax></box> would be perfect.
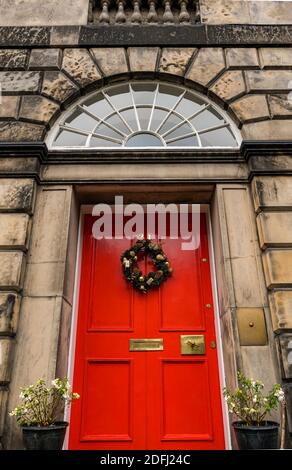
<box><xmin>129</xmin><ymin>338</ymin><xmax>163</xmax><ymax>352</ymax></box>
<box><xmin>181</xmin><ymin>335</ymin><xmax>205</xmax><ymax>355</ymax></box>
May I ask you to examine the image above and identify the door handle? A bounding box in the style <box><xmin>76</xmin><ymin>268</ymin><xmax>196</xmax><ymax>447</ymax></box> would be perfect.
<box><xmin>181</xmin><ymin>335</ymin><xmax>205</xmax><ymax>355</ymax></box>
<box><xmin>185</xmin><ymin>339</ymin><xmax>200</xmax><ymax>349</ymax></box>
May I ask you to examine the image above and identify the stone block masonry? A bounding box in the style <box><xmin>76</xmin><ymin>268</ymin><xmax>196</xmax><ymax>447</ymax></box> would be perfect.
<box><xmin>0</xmin><ymin>179</ymin><xmax>35</xmax><ymax>445</ymax></box>
<box><xmin>0</xmin><ymin>46</ymin><xmax>292</xmax><ymax>142</ymax></box>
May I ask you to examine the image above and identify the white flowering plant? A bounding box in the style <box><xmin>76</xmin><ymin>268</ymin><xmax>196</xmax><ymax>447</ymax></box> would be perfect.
<box><xmin>223</xmin><ymin>372</ymin><xmax>285</xmax><ymax>426</ymax></box>
<box><xmin>9</xmin><ymin>378</ymin><xmax>80</xmax><ymax>427</ymax></box>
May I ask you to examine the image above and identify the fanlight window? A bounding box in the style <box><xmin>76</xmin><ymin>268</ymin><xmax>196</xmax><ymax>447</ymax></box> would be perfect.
<box><xmin>50</xmin><ymin>82</ymin><xmax>240</xmax><ymax>150</ymax></box>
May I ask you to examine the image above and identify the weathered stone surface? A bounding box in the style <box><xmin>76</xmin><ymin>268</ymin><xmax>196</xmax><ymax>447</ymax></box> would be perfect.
<box><xmin>0</xmin><ymin>157</ymin><xmax>40</xmax><ymax>175</ymax></box>
<box><xmin>159</xmin><ymin>48</ymin><xmax>196</xmax><ymax>76</ymax></box>
<box><xmin>230</xmin><ymin>95</ymin><xmax>269</xmax><ymax>123</ymax></box>
<box><xmin>24</xmin><ymin>186</ymin><xmax>73</xmax><ymax>297</ymax></box>
<box><xmin>200</xmin><ymin>0</ymin><xmax>250</xmax><ymax>24</ymax></box>
<box><xmin>1</xmin><ymin>25</ymin><xmax>292</xmax><ymax>48</ymax></box>
<box><xmin>42</xmin><ymin>162</ymin><xmax>248</xmax><ymax>182</ymax></box>
<box><xmin>0</xmin><ymin>96</ymin><xmax>19</xmax><ymax>119</ymax></box>
<box><xmin>29</xmin><ymin>48</ymin><xmax>61</xmax><ymax>70</ymax></box>
<box><xmin>242</xmin><ymin>120</ymin><xmax>292</xmax><ymax>141</ymax></box>
<box><xmin>91</xmin><ymin>48</ymin><xmax>128</xmax><ymax>77</ymax></box>
<box><xmin>0</xmin><ymin>122</ymin><xmax>44</xmax><ymax>142</ymax></box>
<box><xmin>50</xmin><ymin>26</ymin><xmax>80</xmax><ymax>46</ymax></box>
<box><xmin>0</xmin><ymin>338</ymin><xmax>13</xmax><ymax>383</ymax></box>
<box><xmin>27</xmin><ymin>188</ymin><xmax>71</xmax><ymax>265</ymax></box>
<box><xmin>201</xmin><ymin>0</ymin><xmax>292</xmax><ymax>25</ymax></box>
<box><xmin>250</xmin><ymin>155</ymin><xmax>292</xmax><ymax>174</ymax></box>
<box><xmin>270</xmin><ymin>291</ymin><xmax>292</xmax><ymax>332</ymax></box>
<box><xmin>41</xmin><ymin>71</ymin><xmax>78</xmax><ymax>103</ymax></box>
<box><xmin>62</xmin><ymin>49</ymin><xmax>101</xmax><ymax>88</ymax></box>
<box><xmin>0</xmin><ymin>293</ymin><xmax>21</xmax><ymax>334</ymax></box>
<box><xmin>0</xmin><ymin>252</ymin><xmax>24</xmax><ymax>288</ymax></box>
<box><xmin>241</xmin><ymin>345</ymin><xmax>278</xmax><ymax>396</ymax></box>
<box><xmin>210</xmin><ymin>70</ymin><xmax>246</xmax><ymax>102</ymax></box>
<box><xmin>0</xmin><ymin>71</ymin><xmax>40</xmax><ymax>93</ymax></box>
<box><xmin>278</xmin><ymin>334</ymin><xmax>292</xmax><ymax>379</ymax></box>
<box><xmin>225</xmin><ymin>48</ymin><xmax>259</xmax><ymax>68</ymax></box>
<box><xmin>259</xmin><ymin>48</ymin><xmax>292</xmax><ymax>68</ymax></box>
<box><xmin>0</xmin><ymin>0</ymin><xmax>89</xmax><ymax>26</ymax></box>
<box><xmin>55</xmin><ymin>298</ymin><xmax>72</xmax><ymax>379</ymax></box>
<box><xmin>246</xmin><ymin>70</ymin><xmax>292</xmax><ymax>92</ymax></box>
<box><xmin>252</xmin><ymin>176</ymin><xmax>292</xmax><ymax>211</ymax></box>
<box><xmin>0</xmin><ymin>179</ymin><xmax>34</xmax><ymax>213</ymax></box>
<box><xmin>257</xmin><ymin>212</ymin><xmax>292</xmax><ymax>249</ymax></box>
<box><xmin>0</xmin><ymin>26</ymin><xmax>50</xmax><ymax>47</ymax></box>
<box><xmin>0</xmin><ymin>49</ymin><xmax>28</xmax><ymax>69</ymax></box>
<box><xmin>220</xmin><ymin>186</ymin><xmax>265</xmax><ymax>307</ymax></box>
<box><xmin>7</xmin><ymin>295</ymin><xmax>64</xmax><ymax>448</ymax></box>
<box><xmin>19</xmin><ymin>96</ymin><xmax>59</xmax><ymax>124</ymax></box>
<box><xmin>186</xmin><ymin>48</ymin><xmax>225</xmax><ymax>86</ymax></box>
<box><xmin>0</xmin><ymin>389</ymin><xmax>8</xmax><ymax>436</ymax></box>
<box><xmin>0</xmin><ymin>214</ymin><xmax>29</xmax><ymax>249</ymax></box>
<box><xmin>218</xmin><ymin>309</ymin><xmax>238</xmax><ymax>390</ymax></box>
<box><xmin>128</xmin><ymin>47</ymin><xmax>159</xmax><ymax>73</ymax></box>
<box><xmin>268</xmin><ymin>94</ymin><xmax>292</xmax><ymax>118</ymax></box>
<box><xmin>263</xmin><ymin>250</ymin><xmax>292</xmax><ymax>288</ymax></box>
<box><xmin>249</xmin><ymin>1</ymin><xmax>292</xmax><ymax>25</ymax></box>
<box><xmin>206</xmin><ymin>24</ymin><xmax>292</xmax><ymax>46</ymax></box>
<box><xmin>24</xmin><ymin>260</ymin><xmax>66</xmax><ymax>297</ymax></box>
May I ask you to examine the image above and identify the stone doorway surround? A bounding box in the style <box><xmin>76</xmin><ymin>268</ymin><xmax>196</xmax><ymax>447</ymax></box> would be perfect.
<box><xmin>1</xmin><ymin>173</ymin><xmax>285</xmax><ymax>449</ymax></box>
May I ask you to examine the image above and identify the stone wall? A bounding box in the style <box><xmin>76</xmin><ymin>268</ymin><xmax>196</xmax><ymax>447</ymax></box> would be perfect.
<box><xmin>3</xmin><ymin>185</ymin><xmax>78</xmax><ymax>449</ymax></box>
<box><xmin>0</xmin><ymin>0</ymin><xmax>89</xmax><ymax>26</ymax></box>
<box><xmin>200</xmin><ymin>0</ymin><xmax>292</xmax><ymax>24</ymax></box>
<box><xmin>0</xmin><ymin>27</ymin><xmax>292</xmax><ymax>447</ymax></box>
<box><xmin>1</xmin><ymin>1</ymin><xmax>292</xmax><ymax>26</ymax></box>
<box><xmin>211</xmin><ymin>183</ymin><xmax>279</xmax><ymax>395</ymax></box>
<box><xmin>252</xmin><ymin>175</ymin><xmax>292</xmax><ymax>433</ymax></box>
<box><xmin>1</xmin><ymin>46</ymin><xmax>292</xmax><ymax>143</ymax></box>
<box><xmin>0</xmin><ymin>179</ymin><xmax>35</xmax><ymax>448</ymax></box>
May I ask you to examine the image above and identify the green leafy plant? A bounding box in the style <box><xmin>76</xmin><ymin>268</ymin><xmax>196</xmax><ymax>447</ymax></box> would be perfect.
<box><xmin>9</xmin><ymin>378</ymin><xmax>80</xmax><ymax>427</ymax></box>
<box><xmin>223</xmin><ymin>371</ymin><xmax>284</xmax><ymax>426</ymax></box>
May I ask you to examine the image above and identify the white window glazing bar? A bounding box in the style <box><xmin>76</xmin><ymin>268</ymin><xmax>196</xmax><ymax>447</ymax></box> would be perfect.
<box><xmin>102</xmin><ymin>91</ymin><xmax>134</xmax><ymax>133</ymax></box>
<box><xmin>155</xmin><ymin>90</ymin><xmax>186</xmax><ymax>133</ymax></box>
<box><xmin>147</xmin><ymin>84</ymin><xmax>159</xmax><ymax>131</ymax></box>
<box><xmin>129</xmin><ymin>84</ymin><xmax>141</xmax><ymax>131</ymax></box>
<box><xmin>78</xmin><ymin>105</ymin><xmax>127</xmax><ymax>138</ymax></box>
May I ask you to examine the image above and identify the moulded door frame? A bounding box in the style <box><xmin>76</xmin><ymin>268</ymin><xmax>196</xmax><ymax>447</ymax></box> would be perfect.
<box><xmin>64</xmin><ymin>203</ymin><xmax>231</xmax><ymax>450</ymax></box>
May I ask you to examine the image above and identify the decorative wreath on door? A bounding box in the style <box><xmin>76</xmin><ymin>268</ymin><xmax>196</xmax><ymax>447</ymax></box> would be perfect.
<box><xmin>121</xmin><ymin>239</ymin><xmax>173</xmax><ymax>293</ymax></box>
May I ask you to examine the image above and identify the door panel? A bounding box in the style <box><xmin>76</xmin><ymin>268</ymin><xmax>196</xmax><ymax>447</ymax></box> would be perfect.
<box><xmin>80</xmin><ymin>360</ymin><xmax>133</xmax><ymax>442</ymax></box>
<box><xmin>160</xmin><ymin>360</ymin><xmax>213</xmax><ymax>440</ymax></box>
<box><xmin>69</xmin><ymin>211</ymin><xmax>225</xmax><ymax>450</ymax></box>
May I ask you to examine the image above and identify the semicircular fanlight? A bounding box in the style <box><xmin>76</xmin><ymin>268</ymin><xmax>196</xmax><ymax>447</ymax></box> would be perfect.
<box><xmin>49</xmin><ymin>82</ymin><xmax>240</xmax><ymax>150</ymax></box>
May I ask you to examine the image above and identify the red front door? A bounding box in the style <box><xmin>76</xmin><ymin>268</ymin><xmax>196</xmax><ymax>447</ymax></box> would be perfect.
<box><xmin>69</xmin><ymin>212</ymin><xmax>225</xmax><ymax>449</ymax></box>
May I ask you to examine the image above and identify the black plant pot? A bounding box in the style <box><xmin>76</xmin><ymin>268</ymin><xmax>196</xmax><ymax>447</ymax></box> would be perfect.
<box><xmin>22</xmin><ymin>421</ymin><xmax>68</xmax><ymax>450</ymax></box>
<box><xmin>233</xmin><ymin>421</ymin><xmax>279</xmax><ymax>450</ymax></box>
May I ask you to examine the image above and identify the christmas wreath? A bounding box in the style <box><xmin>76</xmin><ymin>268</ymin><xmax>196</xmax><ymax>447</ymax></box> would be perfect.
<box><xmin>121</xmin><ymin>239</ymin><xmax>173</xmax><ymax>293</ymax></box>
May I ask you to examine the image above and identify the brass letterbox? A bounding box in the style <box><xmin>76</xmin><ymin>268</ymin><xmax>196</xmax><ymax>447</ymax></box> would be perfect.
<box><xmin>129</xmin><ymin>338</ymin><xmax>163</xmax><ymax>351</ymax></box>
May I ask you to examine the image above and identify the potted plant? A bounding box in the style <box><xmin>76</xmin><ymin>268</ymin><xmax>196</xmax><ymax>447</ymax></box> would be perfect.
<box><xmin>223</xmin><ymin>372</ymin><xmax>285</xmax><ymax>450</ymax></box>
<box><xmin>9</xmin><ymin>377</ymin><xmax>80</xmax><ymax>450</ymax></box>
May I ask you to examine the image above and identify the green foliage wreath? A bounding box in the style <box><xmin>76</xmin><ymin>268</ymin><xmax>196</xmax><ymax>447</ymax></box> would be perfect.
<box><xmin>121</xmin><ymin>239</ymin><xmax>173</xmax><ymax>293</ymax></box>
